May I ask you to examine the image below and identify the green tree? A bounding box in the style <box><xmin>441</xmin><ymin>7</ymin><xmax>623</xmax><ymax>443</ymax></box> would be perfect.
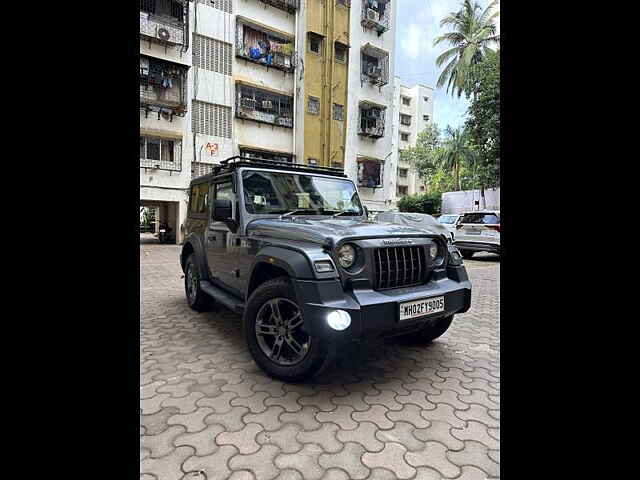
<box><xmin>435</xmin><ymin>126</ymin><xmax>475</xmax><ymax>191</ymax></box>
<box><xmin>397</xmin><ymin>192</ymin><xmax>442</xmax><ymax>215</ymax></box>
<box><xmin>400</xmin><ymin>124</ymin><xmax>441</xmax><ymax>182</ymax></box>
<box><xmin>465</xmin><ymin>50</ymin><xmax>500</xmax><ymax>193</ymax></box>
<box><xmin>434</xmin><ymin>0</ymin><xmax>500</xmax><ymax>98</ymax></box>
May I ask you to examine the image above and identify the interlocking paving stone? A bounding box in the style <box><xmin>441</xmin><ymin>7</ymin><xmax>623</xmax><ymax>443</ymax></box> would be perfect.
<box><xmin>258</xmin><ymin>422</ymin><xmax>303</xmax><ymax>453</ymax></box>
<box><xmin>275</xmin><ymin>443</ymin><xmax>325</xmax><ymax>480</ymax></box>
<box><xmin>174</xmin><ymin>423</ymin><xmax>225</xmax><ymax>456</ymax></box>
<box><xmin>216</xmin><ymin>423</ymin><xmax>263</xmax><ymax>454</ymax></box>
<box><xmin>405</xmin><ymin>441</ymin><xmax>461</xmax><ymax>478</ymax></box>
<box><xmin>182</xmin><ymin>445</ymin><xmax>237</xmax><ymax>480</ymax></box>
<box><xmin>362</xmin><ymin>442</ymin><xmax>415</xmax><ymax>479</ymax></box>
<box><xmin>141</xmin><ymin>424</ymin><xmax>187</xmax><ymax>458</ymax></box>
<box><xmin>140</xmin><ymin>245</ymin><xmax>499</xmax><ymax>479</ymax></box>
<box><xmin>387</xmin><ymin>404</ymin><xmax>431</xmax><ymax>429</ymax></box>
<box><xmin>316</xmin><ymin>406</ymin><xmax>357</xmax><ymax>430</ymax></box>
<box><xmin>351</xmin><ymin>405</ymin><xmax>394</xmax><ymax>429</ymax></box>
<box><xmin>414</xmin><ymin>420</ymin><xmax>465</xmax><ymax>451</ymax></box>
<box><xmin>319</xmin><ymin>442</ymin><xmax>370</xmax><ymax>479</ymax></box>
<box><xmin>447</xmin><ymin>440</ymin><xmax>500</xmax><ymax>478</ymax></box>
<box><xmin>335</xmin><ymin>421</ymin><xmax>384</xmax><ymax>453</ymax></box>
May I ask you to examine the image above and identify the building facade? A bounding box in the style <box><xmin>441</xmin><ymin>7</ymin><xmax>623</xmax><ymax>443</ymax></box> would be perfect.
<box><xmin>140</xmin><ymin>0</ymin><xmax>401</xmax><ymax>240</ymax></box>
<box><xmin>394</xmin><ymin>79</ymin><xmax>434</xmax><ymax>198</ymax></box>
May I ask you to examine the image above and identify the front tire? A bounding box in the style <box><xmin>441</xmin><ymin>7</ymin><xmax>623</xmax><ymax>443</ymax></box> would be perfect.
<box><xmin>184</xmin><ymin>254</ymin><xmax>213</xmax><ymax>312</ymax></box>
<box><xmin>244</xmin><ymin>277</ymin><xmax>333</xmax><ymax>382</ymax></box>
<box><xmin>413</xmin><ymin>315</ymin><xmax>454</xmax><ymax>343</ymax></box>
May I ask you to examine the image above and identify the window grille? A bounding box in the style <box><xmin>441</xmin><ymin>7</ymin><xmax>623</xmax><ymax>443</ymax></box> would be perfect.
<box><xmin>236</xmin><ymin>22</ymin><xmax>295</xmax><ymax>73</ymax></box>
<box><xmin>400</xmin><ymin>114</ymin><xmax>411</xmax><ymax>126</ymax></box>
<box><xmin>257</xmin><ymin>0</ymin><xmax>299</xmax><ymax>14</ymax></box>
<box><xmin>360</xmin><ymin>0</ymin><xmax>391</xmax><ymax>34</ymax></box>
<box><xmin>335</xmin><ymin>42</ymin><xmax>347</xmax><ymax>62</ymax></box>
<box><xmin>308</xmin><ymin>32</ymin><xmax>323</xmax><ymax>55</ymax></box>
<box><xmin>192</xmin><ymin>100</ymin><xmax>232</xmax><ymax>138</ymax></box>
<box><xmin>193</xmin><ymin>34</ymin><xmax>232</xmax><ymax>75</ymax></box>
<box><xmin>236</xmin><ymin>84</ymin><xmax>294</xmax><ymax>128</ymax></box>
<box><xmin>140</xmin><ymin>136</ymin><xmax>182</xmax><ymax>172</ymax></box>
<box><xmin>191</xmin><ymin>161</ymin><xmax>215</xmax><ymax>179</ymax></box>
<box><xmin>333</xmin><ymin>104</ymin><xmax>344</xmax><ymax>121</ymax></box>
<box><xmin>358</xmin><ymin>103</ymin><xmax>386</xmax><ymax>138</ymax></box>
<box><xmin>308</xmin><ymin>97</ymin><xmax>320</xmax><ymax>115</ymax></box>
<box><xmin>140</xmin><ymin>56</ymin><xmax>188</xmax><ymax>112</ymax></box>
<box><xmin>197</xmin><ymin>0</ymin><xmax>232</xmax><ymax>14</ymax></box>
<box><xmin>402</xmin><ymin>96</ymin><xmax>411</xmax><ymax>106</ymax></box>
<box><xmin>401</xmin><ymin>133</ymin><xmax>409</xmax><ymax>141</ymax></box>
<box><xmin>361</xmin><ymin>44</ymin><xmax>389</xmax><ymax>87</ymax></box>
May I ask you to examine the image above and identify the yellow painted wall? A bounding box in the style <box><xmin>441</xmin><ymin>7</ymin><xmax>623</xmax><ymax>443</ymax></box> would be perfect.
<box><xmin>303</xmin><ymin>1</ymin><xmax>350</xmax><ymax>167</ymax></box>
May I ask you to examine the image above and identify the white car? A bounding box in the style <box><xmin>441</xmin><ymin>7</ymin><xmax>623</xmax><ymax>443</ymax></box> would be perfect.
<box><xmin>454</xmin><ymin>210</ymin><xmax>500</xmax><ymax>259</ymax></box>
<box><xmin>437</xmin><ymin>214</ymin><xmax>462</xmax><ymax>240</ymax></box>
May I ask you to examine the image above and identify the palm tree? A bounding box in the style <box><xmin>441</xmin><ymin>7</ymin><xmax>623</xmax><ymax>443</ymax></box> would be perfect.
<box><xmin>434</xmin><ymin>0</ymin><xmax>500</xmax><ymax>97</ymax></box>
<box><xmin>435</xmin><ymin>126</ymin><xmax>474</xmax><ymax>191</ymax></box>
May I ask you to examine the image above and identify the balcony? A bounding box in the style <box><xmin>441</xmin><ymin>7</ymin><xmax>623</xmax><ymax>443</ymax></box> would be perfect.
<box><xmin>358</xmin><ymin>102</ymin><xmax>386</xmax><ymax>139</ymax></box>
<box><xmin>236</xmin><ymin>84</ymin><xmax>294</xmax><ymax>128</ymax></box>
<box><xmin>140</xmin><ymin>56</ymin><xmax>188</xmax><ymax>117</ymax></box>
<box><xmin>236</xmin><ymin>21</ymin><xmax>296</xmax><ymax>73</ymax></box>
<box><xmin>140</xmin><ymin>136</ymin><xmax>182</xmax><ymax>172</ymax></box>
<box><xmin>258</xmin><ymin>0</ymin><xmax>299</xmax><ymax>14</ymax></box>
<box><xmin>361</xmin><ymin>44</ymin><xmax>389</xmax><ymax>87</ymax></box>
<box><xmin>361</xmin><ymin>0</ymin><xmax>390</xmax><ymax>34</ymax></box>
<box><xmin>140</xmin><ymin>0</ymin><xmax>187</xmax><ymax>47</ymax></box>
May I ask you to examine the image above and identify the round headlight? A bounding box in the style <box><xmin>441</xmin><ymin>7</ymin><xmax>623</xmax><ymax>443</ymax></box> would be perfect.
<box><xmin>337</xmin><ymin>244</ymin><xmax>356</xmax><ymax>268</ymax></box>
<box><xmin>429</xmin><ymin>244</ymin><xmax>439</xmax><ymax>260</ymax></box>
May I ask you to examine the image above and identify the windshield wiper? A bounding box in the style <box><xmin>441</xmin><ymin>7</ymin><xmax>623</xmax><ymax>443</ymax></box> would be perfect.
<box><xmin>279</xmin><ymin>209</ymin><xmax>317</xmax><ymax>218</ymax></box>
<box><xmin>331</xmin><ymin>210</ymin><xmax>359</xmax><ymax>218</ymax></box>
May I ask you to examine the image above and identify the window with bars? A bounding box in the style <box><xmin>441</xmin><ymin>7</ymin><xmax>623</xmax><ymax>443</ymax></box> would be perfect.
<box><xmin>236</xmin><ymin>22</ymin><xmax>295</xmax><ymax>73</ymax></box>
<box><xmin>140</xmin><ymin>56</ymin><xmax>188</xmax><ymax>111</ymax></box>
<box><xmin>193</xmin><ymin>34</ymin><xmax>232</xmax><ymax>75</ymax></box>
<box><xmin>400</xmin><ymin>114</ymin><xmax>411</xmax><ymax>126</ymax></box>
<box><xmin>197</xmin><ymin>0</ymin><xmax>232</xmax><ymax>14</ymax></box>
<box><xmin>360</xmin><ymin>45</ymin><xmax>389</xmax><ymax>86</ymax></box>
<box><xmin>397</xmin><ymin>185</ymin><xmax>408</xmax><ymax>195</ymax></box>
<box><xmin>335</xmin><ymin>42</ymin><xmax>347</xmax><ymax>62</ymax></box>
<box><xmin>140</xmin><ymin>136</ymin><xmax>182</xmax><ymax>171</ymax></box>
<box><xmin>401</xmin><ymin>132</ymin><xmax>409</xmax><ymax>141</ymax></box>
<box><xmin>358</xmin><ymin>103</ymin><xmax>386</xmax><ymax>138</ymax></box>
<box><xmin>333</xmin><ymin>104</ymin><xmax>344</xmax><ymax>121</ymax></box>
<box><xmin>308</xmin><ymin>32</ymin><xmax>323</xmax><ymax>55</ymax></box>
<box><xmin>423</xmin><ymin>114</ymin><xmax>430</xmax><ymax>121</ymax></box>
<box><xmin>308</xmin><ymin>96</ymin><xmax>320</xmax><ymax>115</ymax></box>
<box><xmin>402</xmin><ymin>96</ymin><xmax>411</xmax><ymax>106</ymax></box>
<box><xmin>191</xmin><ymin>100</ymin><xmax>232</xmax><ymax>138</ymax></box>
<box><xmin>236</xmin><ymin>84</ymin><xmax>294</xmax><ymax>127</ymax></box>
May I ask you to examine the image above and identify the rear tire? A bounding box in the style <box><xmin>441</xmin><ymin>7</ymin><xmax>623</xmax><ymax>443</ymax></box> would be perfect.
<box><xmin>413</xmin><ymin>315</ymin><xmax>454</xmax><ymax>343</ymax></box>
<box><xmin>184</xmin><ymin>254</ymin><xmax>214</xmax><ymax>312</ymax></box>
<box><xmin>461</xmin><ymin>250</ymin><xmax>474</xmax><ymax>259</ymax></box>
<box><xmin>244</xmin><ymin>277</ymin><xmax>333</xmax><ymax>382</ymax></box>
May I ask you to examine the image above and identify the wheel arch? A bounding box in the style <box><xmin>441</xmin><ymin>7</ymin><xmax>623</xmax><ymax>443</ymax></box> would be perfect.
<box><xmin>180</xmin><ymin>234</ymin><xmax>209</xmax><ymax>279</ymax></box>
<box><xmin>246</xmin><ymin>246</ymin><xmax>315</xmax><ymax>300</ymax></box>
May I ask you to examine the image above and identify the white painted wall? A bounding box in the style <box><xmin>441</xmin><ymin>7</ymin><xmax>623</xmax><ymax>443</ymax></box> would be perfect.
<box><xmin>442</xmin><ymin>188</ymin><xmax>501</xmax><ymax>214</ymax></box>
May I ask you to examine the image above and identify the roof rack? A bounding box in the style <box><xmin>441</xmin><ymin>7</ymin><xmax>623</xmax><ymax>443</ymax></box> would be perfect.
<box><xmin>210</xmin><ymin>155</ymin><xmax>347</xmax><ymax>178</ymax></box>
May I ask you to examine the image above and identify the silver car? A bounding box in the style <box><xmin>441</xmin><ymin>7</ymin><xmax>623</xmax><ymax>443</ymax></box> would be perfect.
<box><xmin>437</xmin><ymin>214</ymin><xmax>462</xmax><ymax>241</ymax></box>
<box><xmin>454</xmin><ymin>210</ymin><xmax>500</xmax><ymax>258</ymax></box>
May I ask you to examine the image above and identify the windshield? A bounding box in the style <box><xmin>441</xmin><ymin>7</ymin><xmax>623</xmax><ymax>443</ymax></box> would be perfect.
<box><xmin>460</xmin><ymin>213</ymin><xmax>500</xmax><ymax>224</ymax></box>
<box><xmin>242</xmin><ymin>170</ymin><xmax>364</xmax><ymax>216</ymax></box>
<box><xmin>438</xmin><ymin>215</ymin><xmax>458</xmax><ymax>224</ymax></box>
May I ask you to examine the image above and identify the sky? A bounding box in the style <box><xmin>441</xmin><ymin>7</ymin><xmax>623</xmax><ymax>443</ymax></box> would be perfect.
<box><xmin>395</xmin><ymin>0</ymin><xmax>499</xmax><ymax>131</ymax></box>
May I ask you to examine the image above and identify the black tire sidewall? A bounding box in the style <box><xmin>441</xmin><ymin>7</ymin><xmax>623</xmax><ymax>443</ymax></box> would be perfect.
<box><xmin>244</xmin><ymin>277</ymin><xmax>332</xmax><ymax>382</ymax></box>
<box><xmin>417</xmin><ymin>315</ymin><xmax>454</xmax><ymax>343</ymax></box>
<box><xmin>185</xmin><ymin>254</ymin><xmax>211</xmax><ymax>311</ymax></box>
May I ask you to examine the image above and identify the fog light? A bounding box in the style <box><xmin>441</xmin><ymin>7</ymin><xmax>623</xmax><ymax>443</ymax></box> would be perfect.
<box><xmin>326</xmin><ymin>310</ymin><xmax>351</xmax><ymax>331</ymax></box>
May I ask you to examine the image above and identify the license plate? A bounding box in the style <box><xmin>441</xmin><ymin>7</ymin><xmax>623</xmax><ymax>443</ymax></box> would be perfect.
<box><xmin>399</xmin><ymin>296</ymin><xmax>445</xmax><ymax>321</ymax></box>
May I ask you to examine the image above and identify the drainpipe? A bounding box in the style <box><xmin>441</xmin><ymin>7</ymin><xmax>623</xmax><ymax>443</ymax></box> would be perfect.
<box><xmin>292</xmin><ymin>4</ymin><xmax>298</xmax><ymax>161</ymax></box>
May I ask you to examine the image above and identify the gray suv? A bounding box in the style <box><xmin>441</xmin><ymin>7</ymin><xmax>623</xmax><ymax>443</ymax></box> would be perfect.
<box><xmin>181</xmin><ymin>157</ymin><xmax>472</xmax><ymax>381</ymax></box>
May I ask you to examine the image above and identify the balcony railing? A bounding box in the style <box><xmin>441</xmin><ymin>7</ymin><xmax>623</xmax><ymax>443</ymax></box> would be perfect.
<box><xmin>361</xmin><ymin>44</ymin><xmax>389</xmax><ymax>87</ymax></box>
<box><xmin>361</xmin><ymin>0</ymin><xmax>390</xmax><ymax>34</ymax></box>
<box><xmin>358</xmin><ymin>103</ymin><xmax>386</xmax><ymax>138</ymax></box>
<box><xmin>140</xmin><ymin>1</ymin><xmax>187</xmax><ymax>46</ymax></box>
<box><xmin>140</xmin><ymin>137</ymin><xmax>182</xmax><ymax>172</ymax></box>
<box><xmin>236</xmin><ymin>84</ymin><xmax>294</xmax><ymax>128</ymax></box>
<box><xmin>258</xmin><ymin>0</ymin><xmax>299</xmax><ymax>14</ymax></box>
<box><xmin>236</xmin><ymin>23</ymin><xmax>296</xmax><ymax>73</ymax></box>
<box><xmin>140</xmin><ymin>56</ymin><xmax>188</xmax><ymax>116</ymax></box>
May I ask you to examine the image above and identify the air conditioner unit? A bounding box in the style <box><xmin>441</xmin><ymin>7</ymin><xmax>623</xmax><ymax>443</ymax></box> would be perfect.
<box><xmin>262</xmin><ymin>100</ymin><xmax>273</xmax><ymax>109</ymax></box>
<box><xmin>156</xmin><ymin>26</ymin><xmax>171</xmax><ymax>42</ymax></box>
<box><xmin>367</xmin><ymin>8</ymin><xmax>378</xmax><ymax>21</ymax></box>
<box><xmin>367</xmin><ymin>65</ymin><xmax>382</xmax><ymax>78</ymax></box>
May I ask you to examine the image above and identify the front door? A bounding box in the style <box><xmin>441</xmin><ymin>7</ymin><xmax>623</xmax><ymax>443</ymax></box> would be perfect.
<box><xmin>206</xmin><ymin>179</ymin><xmax>244</xmax><ymax>298</ymax></box>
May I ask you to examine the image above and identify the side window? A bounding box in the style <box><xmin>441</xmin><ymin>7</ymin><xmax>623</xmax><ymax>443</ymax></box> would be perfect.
<box><xmin>189</xmin><ymin>183</ymin><xmax>209</xmax><ymax>214</ymax></box>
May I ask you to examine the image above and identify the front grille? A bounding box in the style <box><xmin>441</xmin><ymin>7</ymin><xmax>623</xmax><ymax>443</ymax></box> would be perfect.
<box><xmin>373</xmin><ymin>246</ymin><xmax>427</xmax><ymax>289</ymax></box>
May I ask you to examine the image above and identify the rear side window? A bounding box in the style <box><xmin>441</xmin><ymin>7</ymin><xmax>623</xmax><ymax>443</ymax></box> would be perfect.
<box><xmin>460</xmin><ymin>213</ymin><xmax>500</xmax><ymax>224</ymax></box>
<box><xmin>438</xmin><ymin>215</ymin><xmax>457</xmax><ymax>224</ymax></box>
<box><xmin>189</xmin><ymin>183</ymin><xmax>209</xmax><ymax>214</ymax></box>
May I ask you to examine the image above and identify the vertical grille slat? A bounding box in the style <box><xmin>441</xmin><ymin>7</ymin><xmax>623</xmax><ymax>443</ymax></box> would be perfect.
<box><xmin>373</xmin><ymin>245</ymin><xmax>427</xmax><ymax>290</ymax></box>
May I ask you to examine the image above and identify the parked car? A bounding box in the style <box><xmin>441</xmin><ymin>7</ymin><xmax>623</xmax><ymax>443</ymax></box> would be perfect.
<box><xmin>436</xmin><ymin>214</ymin><xmax>462</xmax><ymax>240</ymax></box>
<box><xmin>454</xmin><ymin>210</ymin><xmax>500</xmax><ymax>259</ymax></box>
<box><xmin>375</xmin><ymin>211</ymin><xmax>454</xmax><ymax>244</ymax></box>
<box><xmin>180</xmin><ymin>156</ymin><xmax>472</xmax><ymax>381</ymax></box>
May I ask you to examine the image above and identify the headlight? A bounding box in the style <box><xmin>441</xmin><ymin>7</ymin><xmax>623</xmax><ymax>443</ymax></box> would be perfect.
<box><xmin>429</xmin><ymin>244</ymin><xmax>439</xmax><ymax>260</ymax></box>
<box><xmin>337</xmin><ymin>244</ymin><xmax>356</xmax><ymax>268</ymax></box>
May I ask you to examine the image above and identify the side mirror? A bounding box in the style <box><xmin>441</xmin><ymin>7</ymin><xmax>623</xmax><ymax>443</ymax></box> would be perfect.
<box><xmin>212</xmin><ymin>199</ymin><xmax>232</xmax><ymax>221</ymax></box>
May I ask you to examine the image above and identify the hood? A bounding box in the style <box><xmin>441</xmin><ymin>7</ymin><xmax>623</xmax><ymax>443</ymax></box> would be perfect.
<box><xmin>246</xmin><ymin>217</ymin><xmax>445</xmax><ymax>246</ymax></box>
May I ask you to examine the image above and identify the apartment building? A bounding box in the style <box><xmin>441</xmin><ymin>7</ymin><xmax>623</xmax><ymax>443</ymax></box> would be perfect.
<box><xmin>394</xmin><ymin>79</ymin><xmax>434</xmax><ymax>198</ymax></box>
<box><xmin>140</xmin><ymin>0</ymin><xmax>401</xmax><ymax>240</ymax></box>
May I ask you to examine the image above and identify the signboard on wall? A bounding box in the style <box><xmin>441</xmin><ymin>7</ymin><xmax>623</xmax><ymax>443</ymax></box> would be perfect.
<box><xmin>204</xmin><ymin>142</ymin><xmax>219</xmax><ymax>157</ymax></box>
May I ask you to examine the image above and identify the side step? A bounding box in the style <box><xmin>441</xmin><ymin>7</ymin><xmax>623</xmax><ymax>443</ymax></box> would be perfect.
<box><xmin>200</xmin><ymin>281</ymin><xmax>245</xmax><ymax>314</ymax></box>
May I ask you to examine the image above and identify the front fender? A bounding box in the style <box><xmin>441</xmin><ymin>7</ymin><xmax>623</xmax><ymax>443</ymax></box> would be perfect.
<box><xmin>181</xmin><ymin>234</ymin><xmax>209</xmax><ymax>280</ymax></box>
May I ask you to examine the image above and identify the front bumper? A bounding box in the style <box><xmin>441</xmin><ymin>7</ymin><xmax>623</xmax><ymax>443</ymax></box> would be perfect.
<box><xmin>292</xmin><ymin>265</ymin><xmax>472</xmax><ymax>343</ymax></box>
<box><xmin>455</xmin><ymin>241</ymin><xmax>500</xmax><ymax>253</ymax></box>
